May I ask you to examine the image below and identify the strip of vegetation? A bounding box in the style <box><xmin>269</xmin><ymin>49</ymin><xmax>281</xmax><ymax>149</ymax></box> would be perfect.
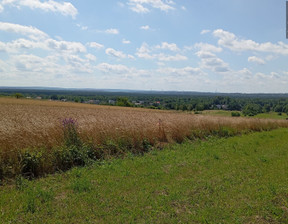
<box><xmin>1</xmin><ymin>113</ymin><xmax>287</xmax><ymax>182</ymax></box>
<box><xmin>0</xmin><ymin>129</ymin><xmax>287</xmax><ymax>223</ymax></box>
<box><xmin>1</xmin><ymin>88</ymin><xmax>288</xmax><ymax>117</ymax></box>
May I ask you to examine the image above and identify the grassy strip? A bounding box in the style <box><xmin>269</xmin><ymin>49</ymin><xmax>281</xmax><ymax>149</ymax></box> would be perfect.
<box><xmin>1</xmin><ymin>128</ymin><xmax>288</xmax><ymax>223</ymax></box>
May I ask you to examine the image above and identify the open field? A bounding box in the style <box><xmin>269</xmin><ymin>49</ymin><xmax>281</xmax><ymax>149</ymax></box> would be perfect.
<box><xmin>1</xmin><ymin>128</ymin><xmax>288</xmax><ymax>223</ymax></box>
<box><xmin>1</xmin><ymin>97</ymin><xmax>288</xmax><ymax>179</ymax></box>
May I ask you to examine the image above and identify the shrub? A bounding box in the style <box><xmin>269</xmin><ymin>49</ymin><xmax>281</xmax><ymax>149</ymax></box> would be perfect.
<box><xmin>20</xmin><ymin>150</ymin><xmax>43</xmax><ymax>178</ymax></box>
<box><xmin>231</xmin><ymin>112</ymin><xmax>241</xmax><ymax>117</ymax></box>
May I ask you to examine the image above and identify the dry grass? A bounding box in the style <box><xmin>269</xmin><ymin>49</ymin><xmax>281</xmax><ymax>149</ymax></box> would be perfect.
<box><xmin>1</xmin><ymin>97</ymin><xmax>288</xmax><ymax>179</ymax></box>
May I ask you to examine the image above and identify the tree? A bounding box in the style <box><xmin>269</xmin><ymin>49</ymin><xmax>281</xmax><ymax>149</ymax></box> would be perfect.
<box><xmin>116</xmin><ymin>97</ymin><xmax>132</xmax><ymax>107</ymax></box>
<box><xmin>242</xmin><ymin>104</ymin><xmax>261</xmax><ymax>116</ymax></box>
<box><xmin>14</xmin><ymin>93</ymin><xmax>24</xmax><ymax>99</ymax></box>
<box><xmin>50</xmin><ymin>95</ymin><xmax>58</xmax><ymax>100</ymax></box>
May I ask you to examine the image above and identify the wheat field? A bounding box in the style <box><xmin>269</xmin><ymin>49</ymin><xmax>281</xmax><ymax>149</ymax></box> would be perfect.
<box><xmin>1</xmin><ymin>97</ymin><xmax>288</xmax><ymax>151</ymax></box>
<box><xmin>1</xmin><ymin>97</ymin><xmax>288</xmax><ymax>178</ymax></box>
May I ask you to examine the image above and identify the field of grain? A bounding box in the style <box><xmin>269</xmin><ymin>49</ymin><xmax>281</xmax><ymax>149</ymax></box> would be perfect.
<box><xmin>1</xmin><ymin>97</ymin><xmax>288</xmax><ymax>179</ymax></box>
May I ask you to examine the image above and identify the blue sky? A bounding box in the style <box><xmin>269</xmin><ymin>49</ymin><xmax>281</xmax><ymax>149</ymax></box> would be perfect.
<box><xmin>0</xmin><ymin>0</ymin><xmax>287</xmax><ymax>93</ymax></box>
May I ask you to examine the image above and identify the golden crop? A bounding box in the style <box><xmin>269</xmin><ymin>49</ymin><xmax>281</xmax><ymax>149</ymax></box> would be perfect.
<box><xmin>1</xmin><ymin>97</ymin><xmax>288</xmax><ymax>152</ymax></box>
<box><xmin>1</xmin><ymin>97</ymin><xmax>288</xmax><ymax>179</ymax></box>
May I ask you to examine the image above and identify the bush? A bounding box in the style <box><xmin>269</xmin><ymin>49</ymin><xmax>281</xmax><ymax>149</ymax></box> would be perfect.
<box><xmin>231</xmin><ymin>112</ymin><xmax>241</xmax><ymax>117</ymax></box>
<box><xmin>20</xmin><ymin>150</ymin><xmax>43</xmax><ymax>178</ymax></box>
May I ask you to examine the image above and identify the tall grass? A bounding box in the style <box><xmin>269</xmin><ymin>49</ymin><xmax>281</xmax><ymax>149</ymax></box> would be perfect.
<box><xmin>1</xmin><ymin>98</ymin><xmax>288</xmax><ymax>180</ymax></box>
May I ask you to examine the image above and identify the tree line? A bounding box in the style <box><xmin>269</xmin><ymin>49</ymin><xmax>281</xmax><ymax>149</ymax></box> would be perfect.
<box><xmin>1</xmin><ymin>89</ymin><xmax>288</xmax><ymax>116</ymax></box>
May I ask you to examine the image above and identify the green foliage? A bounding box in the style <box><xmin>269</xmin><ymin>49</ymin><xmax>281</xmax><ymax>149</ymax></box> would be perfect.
<box><xmin>20</xmin><ymin>150</ymin><xmax>43</xmax><ymax>178</ymax></box>
<box><xmin>15</xmin><ymin>175</ymin><xmax>29</xmax><ymax>191</ymax></box>
<box><xmin>231</xmin><ymin>111</ymin><xmax>241</xmax><ymax>117</ymax></box>
<box><xmin>116</xmin><ymin>97</ymin><xmax>132</xmax><ymax>107</ymax></box>
<box><xmin>14</xmin><ymin>93</ymin><xmax>24</xmax><ymax>99</ymax></box>
<box><xmin>62</xmin><ymin>118</ymin><xmax>82</xmax><ymax>147</ymax></box>
<box><xmin>242</xmin><ymin>104</ymin><xmax>262</xmax><ymax>116</ymax></box>
<box><xmin>195</xmin><ymin>103</ymin><xmax>205</xmax><ymax>111</ymax></box>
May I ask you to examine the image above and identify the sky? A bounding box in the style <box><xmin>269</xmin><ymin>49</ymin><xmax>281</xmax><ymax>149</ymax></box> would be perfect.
<box><xmin>0</xmin><ymin>0</ymin><xmax>287</xmax><ymax>93</ymax></box>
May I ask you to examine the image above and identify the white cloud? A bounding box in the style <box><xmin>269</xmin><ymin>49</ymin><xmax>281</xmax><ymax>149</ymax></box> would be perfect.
<box><xmin>122</xmin><ymin>39</ymin><xmax>131</xmax><ymax>44</ymax></box>
<box><xmin>248</xmin><ymin>56</ymin><xmax>265</xmax><ymax>65</ymax></box>
<box><xmin>181</xmin><ymin>6</ymin><xmax>186</xmax><ymax>11</ymax></box>
<box><xmin>195</xmin><ymin>51</ymin><xmax>216</xmax><ymax>59</ymax></box>
<box><xmin>88</xmin><ymin>42</ymin><xmax>104</xmax><ymax>49</ymax></box>
<box><xmin>0</xmin><ymin>22</ymin><xmax>48</xmax><ymax>40</ymax></box>
<box><xmin>200</xmin><ymin>29</ymin><xmax>210</xmax><ymax>35</ymax></box>
<box><xmin>213</xmin><ymin>29</ymin><xmax>288</xmax><ymax>55</ymax></box>
<box><xmin>1</xmin><ymin>0</ymin><xmax>78</xmax><ymax>18</ymax></box>
<box><xmin>76</xmin><ymin>24</ymin><xmax>88</xmax><ymax>30</ymax></box>
<box><xmin>129</xmin><ymin>3</ymin><xmax>149</xmax><ymax>13</ymax></box>
<box><xmin>128</xmin><ymin>54</ymin><xmax>135</xmax><ymax>59</ymax></box>
<box><xmin>196</xmin><ymin>50</ymin><xmax>230</xmax><ymax>73</ymax></box>
<box><xmin>0</xmin><ymin>37</ymin><xmax>87</xmax><ymax>55</ymax></box>
<box><xmin>104</xmin><ymin>28</ymin><xmax>119</xmax><ymax>35</ymax></box>
<box><xmin>136</xmin><ymin>43</ymin><xmax>153</xmax><ymax>59</ymax></box>
<box><xmin>202</xmin><ymin>57</ymin><xmax>230</xmax><ymax>73</ymax></box>
<box><xmin>156</xmin><ymin>42</ymin><xmax>180</xmax><ymax>51</ymax></box>
<box><xmin>46</xmin><ymin>39</ymin><xmax>86</xmax><ymax>54</ymax></box>
<box><xmin>105</xmin><ymin>48</ymin><xmax>126</xmax><ymax>59</ymax></box>
<box><xmin>157</xmin><ymin>53</ymin><xmax>187</xmax><ymax>61</ymax></box>
<box><xmin>194</xmin><ymin>43</ymin><xmax>222</xmax><ymax>53</ymax></box>
<box><xmin>136</xmin><ymin>42</ymin><xmax>187</xmax><ymax>61</ymax></box>
<box><xmin>85</xmin><ymin>54</ymin><xmax>97</xmax><ymax>61</ymax></box>
<box><xmin>96</xmin><ymin>63</ymin><xmax>130</xmax><ymax>74</ymax></box>
<box><xmin>158</xmin><ymin>67</ymin><xmax>204</xmax><ymax>77</ymax></box>
<box><xmin>0</xmin><ymin>4</ymin><xmax>3</xmax><ymax>12</ymax></box>
<box><xmin>140</xmin><ymin>25</ymin><xmax>150</xmax><ymax>30</ymax></box>
<box><xmin>127</xmin><ymin>0</ymin><xmax>175</xmax><ymax>13</ymax></box>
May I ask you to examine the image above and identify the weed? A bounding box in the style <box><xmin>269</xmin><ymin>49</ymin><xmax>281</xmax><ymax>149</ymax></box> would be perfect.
<box><xmin>62</xmin><ymin>118</ymin><xmax>81</xmax><ymax>147</ymax></box>
<box><xmin>20</xmin><ymin>150</ymin><xmax>43</xmax><ymax>178</ymax></box>
<box><xmin>70</xmin><ymin>172</ymin><xmax>92</xmax><ymax>193</ymax></box>
<box><xmin>15</xmin><ymin>175</ymin><xmax>29</xmax><ymax>191</ymax></box>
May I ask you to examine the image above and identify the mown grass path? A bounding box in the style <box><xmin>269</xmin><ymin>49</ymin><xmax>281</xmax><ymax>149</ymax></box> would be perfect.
<box><xmin>1</xmin><ymin>129</ymin><xmax>288</xmax><ymax>223</ymax></box>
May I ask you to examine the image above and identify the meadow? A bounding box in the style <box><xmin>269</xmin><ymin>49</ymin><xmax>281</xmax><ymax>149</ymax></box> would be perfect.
<box><xmin>1</xmin><ymin>97</ymin><xmax>288</xmax><ymax>180</ymax></box>
<box><xmin>1</xmin><ymin>128</ymin><xmax>288</xmax><ymax>223</ymax></box>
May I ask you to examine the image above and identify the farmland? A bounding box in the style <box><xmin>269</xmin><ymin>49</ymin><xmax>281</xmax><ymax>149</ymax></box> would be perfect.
<box><xmin>1</xmin><ymin>97</ymin><xmax>288</xmax><ymax>180</ymax></box>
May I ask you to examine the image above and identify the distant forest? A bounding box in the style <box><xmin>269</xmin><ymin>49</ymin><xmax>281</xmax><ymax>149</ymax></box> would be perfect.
<box><xmin>1</xmin><ymin>88</ymin><xmax>288</xmax><ymax>116</ymax></box>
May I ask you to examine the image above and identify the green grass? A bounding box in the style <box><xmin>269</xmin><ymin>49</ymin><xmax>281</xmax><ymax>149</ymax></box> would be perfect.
<box><xmin>202</xmin><ymin>110</ymin><xmax>240</xmax><ymax>117</ymax></box>
<box><xmin>203</xmin><ymin>110</ymin><xmax>288</xmax><ymax>120</ymax></box>
<box><xmin>255</xmin><ymin>112</ymin><xmax>288</xmax><ymax>120</ymax></box>
<box><xmin>1</xmin><ymin>129</ymin><xmax>288</xmax><ymax>223</ymax></box>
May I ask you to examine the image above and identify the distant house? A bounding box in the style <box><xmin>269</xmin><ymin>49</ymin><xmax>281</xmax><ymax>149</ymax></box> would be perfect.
<box><xmin>216</xmin><ymin>104</ymin><xmax>222</xmax><ymax>109</ymax></box>
<box><xmin>108</xmin><ymin>100</ymin><xmax>115</xmax><ymax>105</ymax></box>
<box><xmin>36</xmin><ymin>96</ymin><xmax>42</xmax><ymax>100</ymax></box>
<box><xmin>61</xmin><ymin>99</ymin><xmax>67</xmax><ymax>102</ymax></box>
<box><xmin>222</xmin><ymin>105</ymin><xmax>228</xmax><ymax>110</ymax></box>
<box><xmin>216</xmin><ymin>104</ymin><xmax>228</xmax><ymax>110</ymax></box>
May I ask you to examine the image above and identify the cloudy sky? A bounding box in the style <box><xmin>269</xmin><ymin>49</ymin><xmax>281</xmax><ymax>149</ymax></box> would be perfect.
<box><xmin>0</xmin><ymin>0</ymin><xmax>287</xmax><ymax>93</ymax></box>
